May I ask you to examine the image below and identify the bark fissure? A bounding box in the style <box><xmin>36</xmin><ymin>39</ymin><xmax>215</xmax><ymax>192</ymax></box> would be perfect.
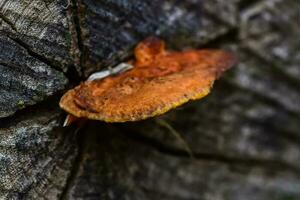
<box><xmin>0</xmin><ymin>13</ymin><xmax>18</xmax><ymax>32</ymax></box>
<box><xmin>244</xmin><ymin>116</ymin><xmax>300</xmax><ymax>145</ymax></box>
<box><xmin>242</xmin><ymin>47</ymin><xmax>300</xmax><ymax>91</ymax></box>
<box><xmin>69</xmin><ymin>0</ymin><xmax>84</xmax><ymax>77</ymax></box>
<box><xmin>121</xmin><ymin>126</ymin><xmax>300</xmax><ymax>174</ymax></box>
<box><xmin>201</xmin><ymin>28</ymin><xmax>238</xmax><ymax>48</ymax></box>
<box><xmin>59</xmin><ymin>125</ymin><xmax>87</xmax><ymax>200</ymax></box>
<box><xmin>0</xmin><ymin>96</ymin><xmax>61</xmax><ymax>126</ymax></box>
<box><xmin>224</xmin><ymin>80</ymin><xmax>300</xmax><ymax>117</ymax></box>
<box><xmin>5</xmin><ymin>34</ymin><xmax>64</xmax><ymax>74</ymax></box>
<box><xmin>238</xmin><ymin>0</ymin><xmax>263</xmax><ymax>11</ymax></box>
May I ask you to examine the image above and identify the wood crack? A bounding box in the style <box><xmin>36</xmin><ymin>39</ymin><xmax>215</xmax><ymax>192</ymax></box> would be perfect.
<box><xmin>238</xmin><ymin>0</ymin><xmax>264</xmax><ymax>11</ymax></box>
<box><xmin>59</xmin><ymin>125</ymin><xmax>87</xmax><ymax>200</ymax></box>
<box><xmin>201</xmin><ymin>27</ymin><xmax>238</xmax><ymax>48</ymax></box>
<box><xmin>0</xmin><ymin>96</ymin><xmax>60</xmax><ymax>127</ymax></box>
<box><xmin>242</xmin><ymin>116</ymin><xmax>300</xmax><ymax>146</ymax></box>
<box><xmin>0</xmin><ymin>13</ymin><xmax>18</xmax><ymax>32</ymax></box>
<box><xmin>120</xmin><ymin>126</ymin><xmax>300</xmax><ymax>175</ymax></box>
<box><xmin>69</xmin><ymin>0</ymin><xmax>84</xmax><ymax>77</ymax></box>
<box><xmin>224</xmin><ymin>80</ymin><xmax>300</xmax><ymax>117</ymax></box>
<box><xmin>242</xmin><ymin>47</ymin><xmax>300</xmax><ymax>92</ymax></box>
<box><xmin>4</xmin><ymin>34</ymin><xmax>64</xmax><ymax>74</ymax></box>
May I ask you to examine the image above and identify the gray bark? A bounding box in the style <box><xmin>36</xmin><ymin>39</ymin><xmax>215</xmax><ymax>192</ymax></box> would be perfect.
<box><xmin>1</xmin><ymin>0</ymin><xmax>300</xmax><ymax>199</ymax></box>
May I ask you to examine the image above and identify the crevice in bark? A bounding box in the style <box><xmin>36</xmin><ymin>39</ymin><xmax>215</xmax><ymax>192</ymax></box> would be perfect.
<box><xmin>0</xmin><ymin>9</ymin><xmax>82</xmax><ymax>85</ymax></box>
<box><xmin>238</xmin><ymin>0</ymin><xmax>263</xmax><ymax>11</ymax></box>
<box><xmin>4</xmin><ymin>34</ymin><xmax>64</xmax><ymax>74</ymax></box>
<box><xmin>69</xmin><ymin>0</ymin><xmax>85</xmax><ymax>78</ymax></box>
<box><xmin>59</xmin><ymin>124</ymin><xmax>87</xmax><ymax>200</ymax></box>
<box><xmin>64</xmin><ymin>63</ymin><xmax>82</xmax><ymax>87</ymax></box>
<box><xmin>242</xmin><ymin>47</ymin><xmax>300</xmax><ymax>91</ymax></box>
<box><xmin>139</xmin><ymin>186</ymin><xmax>200</xmax><ymax>200</ymax></box>
<box><xmin>244</xmin><ymin>116</ymin><xmax>300</xmax><ymax>146</ymax></box>
<box><xmin>201</xmin><ymin>27</ymin><xmax>239</xmax><ymax>48</ymax></box>
<box><xmin>0</xmin><ymin>13</ymin><xmax>18</xmax><ymax>32</ymax></box>
<box><xmin>202</xmin><ymin>9</ymin><xmax>236</xmax><ymax>29</ymax></box>
<box><xmin>224</xmin><ymin>80</ymin><xmax>300</xmax><ymax>117</ymax></box>
<box><xmin>119</xmin><ymin>126</ymin><xmax>300</xmax><ymax>175</ymax></box>
<box><xmin>0</xmin><ymin>95</ymin><xmax>62</xmax><ymax>126</ymax></box>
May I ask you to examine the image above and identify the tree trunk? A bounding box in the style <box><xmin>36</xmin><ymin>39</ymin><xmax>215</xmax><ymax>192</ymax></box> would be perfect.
<box><xmin>1</xmin><ymin>0</ymin><xmax>300</xmax><ymax>199</ymax></box>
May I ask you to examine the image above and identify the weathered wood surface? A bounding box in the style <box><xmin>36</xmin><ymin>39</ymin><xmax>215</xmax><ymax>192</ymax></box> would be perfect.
<box><xmin>0</xmin><ymin>0</ymin><xmax>300</xmax><ymax>199</ymax></box>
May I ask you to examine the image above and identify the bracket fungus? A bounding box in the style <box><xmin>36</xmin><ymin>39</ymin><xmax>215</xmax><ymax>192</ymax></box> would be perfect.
<box><xmin>60</xmin><ymin>37</ymin><xmax>237</xmax><ymax>123</ymax></box>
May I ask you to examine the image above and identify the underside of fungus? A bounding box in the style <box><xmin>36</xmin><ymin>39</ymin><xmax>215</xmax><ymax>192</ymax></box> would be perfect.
<box><xmin>60</xmin><ymin>37</ymin><xmax>237</xmax><ymax>122</ymax></box>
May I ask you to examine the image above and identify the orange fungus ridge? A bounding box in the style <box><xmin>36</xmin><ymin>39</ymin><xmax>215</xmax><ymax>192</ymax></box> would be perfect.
<box><xmin>60</xmin><ymin>37</ymin><xmax>237</xmax><ymax>122</ymax></box>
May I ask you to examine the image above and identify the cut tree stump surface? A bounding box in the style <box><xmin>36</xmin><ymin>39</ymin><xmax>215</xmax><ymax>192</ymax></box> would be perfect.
<box><xmin>0</xmin><ymin>0</ymin><xmax>300</xmax><ymax>199</ymax></box>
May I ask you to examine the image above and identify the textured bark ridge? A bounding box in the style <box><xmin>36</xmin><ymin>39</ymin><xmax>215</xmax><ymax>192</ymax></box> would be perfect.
<box><xmin>0</xmin><ymin>35</ymin><xmax>67</xmax><ymax>118</ymax></box>
<box><xmin>0</xmin><ymin>103</ymin><xmax>77</xmax><ymax>199</ymax></box>
<box><xmin>1</xmin><ymin>0</ymin><xmax>300</xmax><ymax>199</ymax></box>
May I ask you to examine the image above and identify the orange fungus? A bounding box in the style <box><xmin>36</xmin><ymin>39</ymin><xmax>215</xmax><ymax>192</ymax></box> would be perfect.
<box><xmin>60</xmin><ymin>37</ymin><xmax>237</xmax><ymax>122</ymax></box>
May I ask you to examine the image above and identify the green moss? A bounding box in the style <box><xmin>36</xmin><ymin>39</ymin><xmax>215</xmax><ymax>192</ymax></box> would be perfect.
<box><xmin>32</xmin><ymin>95</ymin><xmax>43</xmax><ymax>101</ymax></box>
<box><xmin>17</xmin><ymin>100</ymin><xmax>25</xmax><ymax>108</ymax></box>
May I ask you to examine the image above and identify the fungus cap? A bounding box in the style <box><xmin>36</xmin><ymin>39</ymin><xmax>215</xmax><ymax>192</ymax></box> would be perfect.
<box><xmin>60</xmin><ymin>37</ymin><xmax>237</xmax><ymax>122</ymax></box>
